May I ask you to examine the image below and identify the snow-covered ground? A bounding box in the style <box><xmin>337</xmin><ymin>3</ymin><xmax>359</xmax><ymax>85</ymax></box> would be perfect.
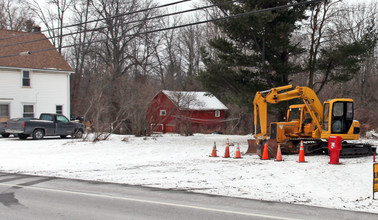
<box><xmin>1</xmin><ymin>134</ymin><xmax>378</xmax><ymax>214</ymax></box>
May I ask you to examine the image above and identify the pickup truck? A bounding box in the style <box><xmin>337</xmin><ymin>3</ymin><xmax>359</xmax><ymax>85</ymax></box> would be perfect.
<box><xmin>0</xmin><ymin>122</ymin><xmax>9</xmax><ymax>137</ymax></box>
<box><xmin>5</xmin><ymin>113</ymin><xmax>86</xmax><ymax>140</ymax></box>
<box><xmin>1</xmin><ymin>118</ymin><xmax>37</xmax><ymax>138</ymax></box>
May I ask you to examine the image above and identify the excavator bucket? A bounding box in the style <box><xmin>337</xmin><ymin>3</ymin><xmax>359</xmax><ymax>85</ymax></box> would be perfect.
<box><xmin>246</xmin><ymin>139</ymin><xmax>258</xmax><ymax>154</ymax></box>
<box><xmin>247</xmin><ymin>139</ymin><xmax>278</xmax><ymax>159</ymax></box>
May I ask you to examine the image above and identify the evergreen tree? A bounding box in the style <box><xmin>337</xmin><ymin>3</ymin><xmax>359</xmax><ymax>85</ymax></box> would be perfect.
<box><xmin>199</xmin><ymin>0</ymin><xmax>314</xmax><ymax>107</ymax></box>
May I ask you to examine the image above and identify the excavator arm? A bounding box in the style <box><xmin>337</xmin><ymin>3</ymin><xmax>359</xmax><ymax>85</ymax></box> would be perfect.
<box><xmin>253</xmin><ymin>85</ymin><xmax>323</xmax><ymax>140</ymax></box>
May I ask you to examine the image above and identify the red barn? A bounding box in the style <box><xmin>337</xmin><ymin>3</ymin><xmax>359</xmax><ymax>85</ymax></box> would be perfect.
<box><xmin>147</xmin><ymin>90</ymin><xmax>228</xmax><ymax>134</ymax></box>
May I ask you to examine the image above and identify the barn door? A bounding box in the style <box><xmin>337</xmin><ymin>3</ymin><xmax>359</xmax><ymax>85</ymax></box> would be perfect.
<box><xmin>150</xmin><ymin>123</ymin><xmax>164</xmax><ymax>133</ymax></box>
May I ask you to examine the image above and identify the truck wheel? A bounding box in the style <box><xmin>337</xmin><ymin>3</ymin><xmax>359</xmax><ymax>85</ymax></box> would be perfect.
<box><xmin>73</xmin><ymin>129</ymin><xmax>83</xmax><ymax>139</ymax></box>
<box><xmin>32</xmin><ymin>129</ymin><xmax>45</xmax><ymax>140</ymax></box>
<box><xmin>60</xmin><ymin>135</ymin><xmax>67</xmax><ymax>139</ymax></box>
<box><xmin>1</xmin><ymin>133</ymin><xmax>10</xmax><ymax>138</ymax></box>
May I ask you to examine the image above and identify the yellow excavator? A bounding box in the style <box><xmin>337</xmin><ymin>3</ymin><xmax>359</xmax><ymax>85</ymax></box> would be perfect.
<box><xmin>248</xmin><ymin>85</ymin><xmax>375</xmax><ymax>157</ymax></box>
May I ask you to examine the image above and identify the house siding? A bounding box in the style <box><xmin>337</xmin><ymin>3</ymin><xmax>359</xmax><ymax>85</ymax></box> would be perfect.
<box><xmin>148</xmin><ymin>92</ymin><xmax>177</xmax><ymax>133</ymax></box>
<box><xmin>0</xmin><ymin>68</ymin><xmax>70</xmax><ymax>119</ymax></box>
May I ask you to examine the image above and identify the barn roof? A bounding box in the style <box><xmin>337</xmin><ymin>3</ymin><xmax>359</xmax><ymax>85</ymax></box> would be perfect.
<box><xmin>162</xmin><ymin>90</ymin><xmax>228</xmax><ymax>111</ymax></box>
<box><xmin>0</xmin><ymin>29</ymin><xmax>73</xmax><ymax>72</ymax></box>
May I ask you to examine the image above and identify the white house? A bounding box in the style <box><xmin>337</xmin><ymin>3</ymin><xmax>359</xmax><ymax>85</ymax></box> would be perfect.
<box><xmin>0</xmin><ymin>29</ymin><xmax>73</xmax><ymax>122</ymax></box>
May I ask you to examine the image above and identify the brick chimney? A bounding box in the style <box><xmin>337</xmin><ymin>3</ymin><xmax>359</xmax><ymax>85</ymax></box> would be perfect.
<box><xmin>32</xmin><ymin>26</ymin><xmax>41</xmax><ymax>33</ymax></box>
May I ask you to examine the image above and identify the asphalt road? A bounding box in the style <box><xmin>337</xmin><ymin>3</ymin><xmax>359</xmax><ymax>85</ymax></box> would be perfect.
<box><xmin>0</xmin><ymin>172</ymin><xmax>377</xmax><ymax>220</ymax></box>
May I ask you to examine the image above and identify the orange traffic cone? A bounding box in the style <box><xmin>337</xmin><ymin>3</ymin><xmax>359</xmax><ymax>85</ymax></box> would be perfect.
<box><xmin>261</xmin><ymin>143</ymin><xmax>269</xmax><ymax>160</ymax></box>
<box><xmin>210</xmin><ymin>141</ymin><xmax>218</xmax><ymax>157</ymax></box>
<box><xmin>223</xmin><ymin>138</ymin><xmax>230</xmax><ymax>158</ymax></box>
<box><xmin>297</xmin><ymin>141</ymin><xmax>307</xmax><ymax>163</ymax></box>
<box><xmin>275</xmin><ymin>144</ymin><xmax>283</xmax><ymax>161</ymax></box>
<box><xmin>234</xmin><ymin>143</ymin><xmax>242</xmax><ymax>159</ymax></box>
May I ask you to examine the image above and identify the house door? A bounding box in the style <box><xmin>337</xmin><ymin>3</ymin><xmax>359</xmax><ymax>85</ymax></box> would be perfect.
<box><xmin>0</xmin><ymin>104</ymin><xmax>9</xmax><ymax>122</ymax></box>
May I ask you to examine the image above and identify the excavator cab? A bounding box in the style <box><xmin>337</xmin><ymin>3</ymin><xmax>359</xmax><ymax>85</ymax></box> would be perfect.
<box><xmin>286</xmin><ymin>105</ymin><xmax>302</xmax><ymax>122</ymax></box>
<box><xmin>271</xmin><ymin>104</ymin><xmax>314</xmax><ymax>140</ymax></box>
<box><xmin>321</xmin><ymin>99</ymin><xmax>360</xmax><ymax>140</ymax></box>
<box><xmin>286</xmin><ymin>104</ymin><xmax>314</xmax><ymax>125</ymax></box>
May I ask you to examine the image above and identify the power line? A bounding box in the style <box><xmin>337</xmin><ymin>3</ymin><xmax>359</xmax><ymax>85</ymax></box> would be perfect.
<box><xmin>0</xmin><ymin>0</ymin><xmax>192</xmax><ymax>41</ymax></box>
<box><xmin>176</xmin><ymin>115</ymin><xmax>241</xmax><ymax>123</ymax></box>
<box><xmin>0</xmin><ymin>0</ymin><xmax>323</xmax><ymax>58</ymax></box>
<box><xmin>0</xmin><ymin>0</ymin><xmax>324</xmax><ymax>59</ymax></box>
<box><xmin>0</xmin><ymin>0</ymin><xmax>237</xmax><ymax>49</ymax></box>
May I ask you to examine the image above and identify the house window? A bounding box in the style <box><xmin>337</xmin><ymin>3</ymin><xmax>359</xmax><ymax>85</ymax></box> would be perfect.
<box><xmin>0</xmin><ymin>104</ymin><xmax>9</xmax><ymax>121</ymax></box>
<box><xmin>160</xmin><ymin>110</ymin><xmax>166</xmax><ymax>116</ymax></box>
<box><xmin>215</xmin><ymin>110</ymin><xmax>220</xmax><ymax>117</ymax></box>
<box><xmin>22</xmin><ymin>70</ymin><xmax>31</xmax><ymax>87</ymax></box>
<box><xmin>56</xmin><ymin>105</ymin><xmax>63</xmax><ymax>114</ymax></box>
<box><xmin>23</xmin><ymin>105</ymin><xmax>34</xmax><ymax>118</ymax></box>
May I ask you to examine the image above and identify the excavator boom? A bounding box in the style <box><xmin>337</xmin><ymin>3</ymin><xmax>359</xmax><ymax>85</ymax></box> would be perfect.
<box><xmin>253</xmin><ymin>85</ymin><xmax>323</xmax><ymax>139</ymax></box>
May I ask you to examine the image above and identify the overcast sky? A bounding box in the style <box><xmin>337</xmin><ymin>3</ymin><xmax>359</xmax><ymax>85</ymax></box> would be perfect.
<box><xmin>31</xmin><ymin>0</ymin><xmax>375</xmax><ymax>20</ymax></box>
<box><xmin>31</xmin><ymin>0</ymin><xmax>375</xmax><ymax>28</ymax></box>
<box><xmin>157</xmin><ymin>0</ymin><xmax>374</xmax><ymax>6</ymax></box>
<box><xmin>33</xmin><ymin>0</ymin><xmax>374</xmax><ymax>9</ymax></box>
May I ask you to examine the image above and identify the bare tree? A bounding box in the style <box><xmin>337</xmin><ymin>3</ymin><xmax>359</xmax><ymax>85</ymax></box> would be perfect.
<box><xmin>69</xmin><ymin>0</ymin><xmax>100</xmax><ymax>117</ymax></box>
<box><xmin>152</xmin><ymin>11</ymin><xmax>206</xmax><ymax>91</ymax></box>
<box><xmin>329</xmin><ymin>2</ymin><xmax>378</xmax><ymax>107</ymax></box>
<box><xmin>31</xmin><ymin>0</ymin><xmax>73</xmax><ymax>53</ymax></box>
<box><xmin>86</xmin><ymin>0</ymin><xmax>161</xmax><ymax>133</ymax></box>
<box><xmin>299</xmin><ymin>1</ymin><xmax>378</xmax><ymax>133</ymax></box>
<box><xmin>179</xmin><ymin>22</ymin><xmax>204</xmax><ymax>90</ymax></box>
<box><xmin>152</xmin><ymin>13</ymin><xmax>183</xmax><ymax>90</ymax></box>
<box><xmin>0</xmin><ymin>0</ymin><xmax>35</xmax><ymax>31</ymax></box>
<box><xmin>296</xmin><ymin>0</ymin><xmax>376</xmax><ymax>95</ymax></box>
<box><xmin>305</xmin><ymin>0</ymin><xmax>341</xmax><ymax>90</ymax></box>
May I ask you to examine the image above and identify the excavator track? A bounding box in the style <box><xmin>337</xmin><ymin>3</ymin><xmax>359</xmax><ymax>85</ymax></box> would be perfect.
<box><xmin>247</xmin><ymin>137</ymin><xmax>376</xmax><ymax>158</ymax></box>
<box><xmin>281</xmin><ymin>138</ymin><xmax>324</xmax><ymax>154</ymax></box>
<box><xmin>281</xmin><ymin>138</ymin><xmax>376</xmax><ymax>157</ymax></box>
<box><xmin>338</xmin><ymin>143</ymin><xmax>375</xmax><ymax>158</ymax></box>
